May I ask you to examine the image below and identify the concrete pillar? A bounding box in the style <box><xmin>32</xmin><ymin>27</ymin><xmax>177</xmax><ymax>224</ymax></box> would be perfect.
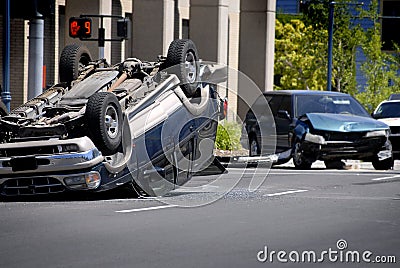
<box><xmin>131</xmin><ymin>0</ymin><xmax>175</xmax><ymax>60</ymax></box>
<box><xmin>227</xmin><ymin>0</ymin><xmax>240</xmax><ymax>122</ymax></box>
<box><xmin>238</xmin><ymin>0</ymin><xmax>276</xmax><ymax>120</ymax></box>
<box><xmin>190</xmin><ymin>0</ymin><xmax>229</xmax><ymax>109</ymax></box>
<box><xmin>190</xmin><ymin>0</ymin><xmax>228</xmax><ymax>66</ymax></box>
<box><xmin>100</xmin><ymin>0</ymin><xmax>112</xmax><ymax>61</ymax></box>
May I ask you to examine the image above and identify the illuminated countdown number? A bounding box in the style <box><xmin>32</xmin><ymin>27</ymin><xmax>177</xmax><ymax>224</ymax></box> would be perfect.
<box><xmin>69</xmin><ymin>17</ymin><xmax>92</xmax><ymax>38</ymax></box>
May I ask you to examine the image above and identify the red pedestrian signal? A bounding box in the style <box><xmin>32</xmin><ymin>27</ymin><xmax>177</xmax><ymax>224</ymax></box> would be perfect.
<box><xmin>69</xmin><ymin>17</ymin><xmax>92</xmax><ymax>38</ymax></box>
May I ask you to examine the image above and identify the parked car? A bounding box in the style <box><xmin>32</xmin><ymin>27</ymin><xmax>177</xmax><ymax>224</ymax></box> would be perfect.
<box><xmin>241</xmin><ymin>90</ymin><xmax>393</xmax><ymax>170</ymax></box>
<box><xmin>372</xmin><ymin>99</ymin><xmax>400</xmax><ymax>159</ymax></box>
<box><xmin>0</xmin><ymin>39</ymin><xmax>226</xmax><ymax>198</ymax></box>
<box><xmin>389</xmin><ymin>93</ymin><xmax>400</xmax><ymax>100</ymax></box>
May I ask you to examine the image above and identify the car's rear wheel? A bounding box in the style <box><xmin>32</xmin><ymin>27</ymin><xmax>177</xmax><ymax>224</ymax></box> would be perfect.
<box><xmin>292</xmin><ymin>140</ymin><xmax>312</xmax><ymax>169</ymax></box>
<box><xmin>164</xmin><ymin>39</ymin><xmax>199</xmax><ymax>97</ymax></box>
<box><xmin>372</xmin><ymin>156</ymin><xmax>393</xmax><ymax>170</ymax></box>
<box><xmin>59</xmin><ymin>43</ymin><xmax>92</xmax><ymax>84</ymax></box>
<box><xmin>85</xmin><ymin>92</ymin><xmax>122</xmax><ymax>155</ymax></box>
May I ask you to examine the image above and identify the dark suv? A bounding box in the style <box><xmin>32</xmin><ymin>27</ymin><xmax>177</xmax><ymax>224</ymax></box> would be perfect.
<box><xmin>241</xmin><ymin>90</ymin><xmax>393</xmax><ymax>170</ymax></box>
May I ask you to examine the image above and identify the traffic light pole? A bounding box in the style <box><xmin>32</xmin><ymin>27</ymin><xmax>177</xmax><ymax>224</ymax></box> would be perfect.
<box><xmin>327</xmin><ymin>1</ymin><xmax>334</xmax><ymax>91</ymax></box>
<box><xmin>2</xmin><ymin>0</ymin><xmax>11</xmax><ymax>111</ymax></box>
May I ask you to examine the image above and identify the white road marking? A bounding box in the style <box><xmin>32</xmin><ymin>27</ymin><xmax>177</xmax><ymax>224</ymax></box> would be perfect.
<box><xmin>116</xmin><ymin>204</ymin><xmax>178</xmax><ymax>213</ymax></box>
<box><xmin>264</xmin><ymin>189</ymin><xmax>309</xmax><ymax>197</ymax></box>
<box><xmin>372</xmin><ymin>174</ymin><xmax>400</xmax><ymax>181</ymax></box>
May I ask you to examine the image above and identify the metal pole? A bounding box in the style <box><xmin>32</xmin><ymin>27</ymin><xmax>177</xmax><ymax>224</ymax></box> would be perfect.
<box><xmin>98</xmin><ymin>17</ymin><xmax>105</xmax><ymax>59</ymax></box>
<box><xmin>28</xmin><ymin>14</ymin><xmax>44</xmax><ymax>100</ymax></box>
<box><xmin>327</xmin><ymin>1</ymin><xmax>335</xmax><ymax>91</ymax></box>
<box><xmin>2</xmin><ymin>0</ymin><xmax>11</xmax><ymax>111</ymax></box>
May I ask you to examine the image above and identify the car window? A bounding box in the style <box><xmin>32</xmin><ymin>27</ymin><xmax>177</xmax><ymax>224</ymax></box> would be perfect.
<box><xmin>389</xmin><ymin>93</ymin><xmax>400</xmax><ymax>100</ymax></box>
<box><xmin>374</xmin><ymin>102</ymin><xmax>400</xmax><ymax>118</ymax></box>
<box><xmin>294</xmin><ymin>94</ymin><xmax>370</xmax><ymax>117</ymax></box>
<box><xmin>279</xmin><ymin>96</ymin><xmax>292</xmax><ymax>116</ymax></box>
<box><xmin>266</xmin><ymin>95</ymin><xmax>283</xmax><ymax>116</ymax></box>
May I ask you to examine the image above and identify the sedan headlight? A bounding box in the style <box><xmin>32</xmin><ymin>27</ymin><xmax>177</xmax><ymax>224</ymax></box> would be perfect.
<box><xmin>364</xmin><ymin>130</ymin><xmax>389</xmax><ymax>138</ymax></box>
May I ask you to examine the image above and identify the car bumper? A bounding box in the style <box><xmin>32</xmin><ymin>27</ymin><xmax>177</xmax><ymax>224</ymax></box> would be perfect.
<box><xmin>0</xmin><ymin>137</ymin><xmax>106</xmax><ymax>196</ymax></box>
<box><xmin>303</xmin><ymin>132</ymin><xmax>390</xmax><ymax>160</ymax></box>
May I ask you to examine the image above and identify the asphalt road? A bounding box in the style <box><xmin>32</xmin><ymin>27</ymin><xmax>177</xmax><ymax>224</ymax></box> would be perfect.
<box><xmin>1</xmin><ymin>165</ymin><xmax>399</xmax><ymax>268</ymax></box>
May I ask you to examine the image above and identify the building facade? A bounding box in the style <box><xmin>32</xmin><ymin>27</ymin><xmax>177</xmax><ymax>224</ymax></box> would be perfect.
<box><xmin>1</xmin><ymin>0</ymin><xmax>279</xmax><ymax>121</ymax></box>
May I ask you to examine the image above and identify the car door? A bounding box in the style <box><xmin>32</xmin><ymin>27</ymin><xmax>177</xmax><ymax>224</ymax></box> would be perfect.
<box><xmin>275</xmin><ymin>95</ymin><xmax>292</xmax><ymax>152</ymax></box>
<box><xmin>267</xmin><ymin>94</ymin><xmax>289</xmax><ymax>153</ymax></box>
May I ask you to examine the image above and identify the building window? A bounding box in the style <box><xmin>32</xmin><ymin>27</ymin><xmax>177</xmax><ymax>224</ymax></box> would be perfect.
<box><xmin>382</xmin><ymin>0</ymin><xmax>400</xmax><ymax>50</ymax></box>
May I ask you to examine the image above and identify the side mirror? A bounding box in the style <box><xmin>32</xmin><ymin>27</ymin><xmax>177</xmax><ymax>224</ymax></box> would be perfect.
<box><xmin>277</xmin><ymin>110</ymin><xmax>291</xmax><ymax>121</ymax></box>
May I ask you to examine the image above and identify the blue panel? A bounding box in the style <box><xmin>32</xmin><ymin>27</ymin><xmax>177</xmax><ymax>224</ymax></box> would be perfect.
<box><xmin>276</xmin><ymin>0</ymin><xmax>299</xmax><ymax>14</ymax></box>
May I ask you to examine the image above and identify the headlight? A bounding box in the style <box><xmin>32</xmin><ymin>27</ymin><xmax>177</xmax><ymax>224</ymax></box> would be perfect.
<box><xmin>364</xmin><ymin>130</ymin><xmax>388</xmax><ymax>138</ymax></box>
<box><xmin>64</xmin><ymin>171</ymin><xmax>101</xmax><ymax>190</ymax></box>
<box><xmin>304</xmin><ymin>133</ymin><xmax>326</xmax><ymax>144</ymax></box>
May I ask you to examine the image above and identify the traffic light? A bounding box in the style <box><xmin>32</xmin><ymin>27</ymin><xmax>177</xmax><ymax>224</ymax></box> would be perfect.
<box><xmin>69</xmin><ymin>17</ymin><xmax>92</xmax><ymax>38</ymax></box>
<box><xmin>117</xmin><ymin>18</ymin><xmax>131</xmax><ymax>39</ymax></box>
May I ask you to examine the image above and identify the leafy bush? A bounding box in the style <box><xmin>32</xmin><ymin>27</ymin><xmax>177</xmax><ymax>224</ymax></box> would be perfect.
<box><xmin>215</xmin><ymin>121</ymin><xmax>242</xmax><ymax>150</ymax></box>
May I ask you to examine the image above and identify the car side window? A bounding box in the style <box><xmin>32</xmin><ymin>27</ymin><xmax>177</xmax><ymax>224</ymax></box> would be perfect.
<box><xmin>267</xmin><ymin>95</ymin><xmax>283</xmax><ymax>116</ymax></box>
<box><xmin>279</xmin><ymin>96</ymin><xmax>292</xmax><ymax>116</ymax></box>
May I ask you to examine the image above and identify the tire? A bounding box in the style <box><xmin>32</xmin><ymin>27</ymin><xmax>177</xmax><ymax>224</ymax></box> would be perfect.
<box><xmin>0</xmin><ymin>101</ymin><xmax>8</xmax><ymax>116</ymax></box>
<box><xmin>249</xmin><ymin>135</ymin><xmax>260</xmax><ymax>157</ymax></box>
<box><xmin>85</xmin><ymin>92</ymin><xmax>122</xmax><ymax>155</ymax></box>
<box><xmin>292</xmin><ymin>140</ymin><xmax>312</xmax><ymax>169</ymax></box>
<box><xmin>164</xmin><ymin>39</ymin><xmax>199</xmax><ymax>97</ymax></box>
<box><xmin>372</xmin><ymin>156</ymin><xmax>393</xmax><ymax>170</ymax></box>
<box><xmin>59</xmin><ymin>44</ymin><xmax>92</xmax><ymax>84</ymax></box>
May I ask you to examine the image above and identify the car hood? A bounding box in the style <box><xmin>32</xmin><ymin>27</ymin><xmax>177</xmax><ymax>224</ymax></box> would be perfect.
<box><xmin>377</xmin><ymin>118</ymin><xmax>400</xmax><ymax>127</ymax></box>
<box><xmin>305</xmin><ymin>113</ymin><xmax>389</xmax><ymax>132</ymax></box>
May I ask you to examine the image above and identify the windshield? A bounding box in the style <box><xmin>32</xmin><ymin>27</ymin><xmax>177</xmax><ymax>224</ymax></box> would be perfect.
<box><xmin>373</xmin><ymin>102</ymin><xmax>400</xmax><ymax>119</ymax></box>
<box><xmin>295</xmin><ymin>94</ymin><xmax>370</xmax><ymax>117</ymax></box>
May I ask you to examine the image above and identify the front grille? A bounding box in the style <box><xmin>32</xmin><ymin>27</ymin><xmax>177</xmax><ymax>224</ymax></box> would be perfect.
<box><xmin>390</xmin><ymin>126</ymin><xmax>400</xmax><ymax>134</ymax></box>
<box><xmin>0</xmin><ymin>146</ymin><xmax>60</xmax><ymax>157</ymax></box>
<box><xmin>0</xmin><ymin>177</ymin><xmax>65</xmax><ymax>196</ymax></box>
<box><xmin>321</xmin><ymin>131</ymin><xmax>366</xmax><ymax>142</ymax></box>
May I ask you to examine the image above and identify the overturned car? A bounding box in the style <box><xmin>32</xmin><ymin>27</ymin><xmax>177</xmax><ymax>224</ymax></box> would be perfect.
<box><xmin>0</xmin><ymin>39</ymin><xmax>227</xmax><ymax>197</ymax></box>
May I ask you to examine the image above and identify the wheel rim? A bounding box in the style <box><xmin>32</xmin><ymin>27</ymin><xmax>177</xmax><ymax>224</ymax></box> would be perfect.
<box><xmin>79</xmin><ymin>55</ymin><xmax>90</xmax><ymax>69</ymax></box>
<box><xmin>104</xmin><ymin>105</ymin><xmax>119</xmax><ymax>139</ymax></box>
<box><xmin>250</xmin><ymin>139</ymin><xmax>259</xmax><ymax>156</ymax></box>
<box><xmin>293</xmin><ymin>142</ymin><xmax>303</xmax><ymax>165</ymax></box>
<box><xmin>184</xmin><ymin>51</ymin><xmax>197</xmax><ymax>84</ymax></box>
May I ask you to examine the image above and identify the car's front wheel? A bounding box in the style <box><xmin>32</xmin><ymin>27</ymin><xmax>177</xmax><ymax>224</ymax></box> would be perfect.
<box><xmin>372</xmin><ymin>156</ymin><xmax>394</xmax><ymax>170</ymax></box>
<box><xmin>292</xmin><ymin>140</ymin><xmax>312</xmax><ymax>169</ymax></box>
<box><xmin>85</xmin><ymin>92</ymin><xmax>123</xmax><ymax>155</ymax></box>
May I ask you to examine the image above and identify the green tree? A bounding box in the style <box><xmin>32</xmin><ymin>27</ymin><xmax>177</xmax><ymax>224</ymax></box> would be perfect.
<box><xmin>356</xmin><ymin>0</ymin><xmax>400</xmax><ymax>112</ymax></box>
<box><xmin>275</xmin><ymin>1</ymin><xmax>361</xmax><ymax>92</ymax></box>
<box><xmin>301</xmin><ymin>0</ymin><xmax>361</xmax><ymax>93</ymax></box>
<box><xmin>274</xmin><ymin>19</ymin><xmax>328</xmax><ymax>90</ymax></box>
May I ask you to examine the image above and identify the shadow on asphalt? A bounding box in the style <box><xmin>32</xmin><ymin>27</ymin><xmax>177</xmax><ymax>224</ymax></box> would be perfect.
<box><xmin>0</xmin><ymin>186</ymin><xmax>140</xmax><ymax>202</ymax></box>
